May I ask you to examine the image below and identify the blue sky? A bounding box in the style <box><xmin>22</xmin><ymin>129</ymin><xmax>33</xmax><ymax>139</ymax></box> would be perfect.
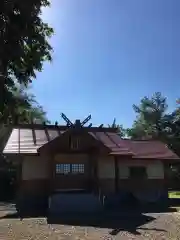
<box><xmin>32</xmin><ymin>0</ymin><xmax>180</xmax><ymax>128</ymax></box>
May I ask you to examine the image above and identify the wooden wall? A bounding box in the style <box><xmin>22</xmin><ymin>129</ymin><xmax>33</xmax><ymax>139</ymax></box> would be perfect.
<box><xmin>53</xmin><ymin>154</ymin><xmax>89</xmax><ymax>190</ymax></box>
<box><xmin>19</xmin><ymin>153</ymin><xmax>166</xmax><ymax>196</ymax></box>
<box><xmin>20</xmin><ymin>155</ymin><xmax>50</xmax><ymax>196</ymax></box>
<box><xmin>97</xmin><ymin>156</ymin><xmax>115</xmax><ymax>193</ymax></box>
<box><xmin>118</xmin><ymin>160</ymin><xmax>164</xmax><ymax>179</ymax></box>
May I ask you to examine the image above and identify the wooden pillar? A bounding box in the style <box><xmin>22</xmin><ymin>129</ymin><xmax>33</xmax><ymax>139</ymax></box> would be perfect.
<box><xmin>16</xmin><ymin>155</ymin><xmax>23</xmax><ymax>195</ymax></box>
<box><xmin>93</xmin><ymin>154</ymin><xmax>98</xmax><ymax>193</ymax></box>
<box><xmin>88</xmin><ymin>154</ymin><xmax>92</xmax><ymax>191</ymax></box>
<box><xmin>114</xmin><ymin>156</ymin><xmax>119</xmax><ymax>193</ymax></box>
<box><xmin>49</xmin><ymin>154</ymin><xmax>54</xmax><ymax>194</ymax></box>
<box><xmin>89</xmin><ymin>150</ymin><xmax>99</xmax><ymax>194</ymax></box>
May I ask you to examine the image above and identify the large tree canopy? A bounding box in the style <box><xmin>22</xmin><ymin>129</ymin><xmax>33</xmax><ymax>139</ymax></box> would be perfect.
<box><xmin>126</xmin><ymin>92</ymin><xmax>168</xmax><ymax>140</ymax></box>
<box><xmin>125</xmin><ymin>92</ymin><xmax>180</xmax><ymax>157</ymax></box>
<box><xmin>0</xmin><ymin>0</ymin><xmax>53</xmax><ymax>121</ymax></box>
<box><xmin>2</xmin><ymin>83</ymin><xmax>49</xmax><ymax>125</ymax></box>
<box><xmin>11</xmin><ymin>84</ymin><xmax>49</xmax><ymax>124</ymax></box>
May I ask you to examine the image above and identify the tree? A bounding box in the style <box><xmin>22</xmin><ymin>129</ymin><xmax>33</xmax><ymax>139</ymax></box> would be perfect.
<box><xmin>1</xmin><ymin>83</ymin><xmax>49</xmax><ymax>124</ymax></box>
<box><xmin>126</xmin><ymin>94</ymin><xmax>180</xmax><ymax>180</ymax></box>
<box><xmin>11</xmin><ymin>84</ymin><xmax>49</xmax><ymax>124</ymax></box>
<box><xmin>127</xmin><ymin>92</ymin><xmax>168</xmax><ymax>140</ymax></box>
<box><xmin>127</xmin><ymin>92</ymin><xmax>180</xmax><ymax>155</ymax></box>
<box><xmin>161</xmin><ymin>100</ymin><xmax>180</xmax><ymax>156</ymax></box>
<box><xmin>108</xmin><ymin>118</ymin><xmax>126</xmax><ymax>137</ymax></box>
<box><xmin>0</xmin><ymin>0</ymin><xmax>53</xmax><ymax>121</ymax></box>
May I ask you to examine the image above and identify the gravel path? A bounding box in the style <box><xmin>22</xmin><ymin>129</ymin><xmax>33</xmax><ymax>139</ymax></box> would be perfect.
<box><xmin>1</xmin><ymin>204</ymin><xmax>180</xmax><ymax>239</ymax></box>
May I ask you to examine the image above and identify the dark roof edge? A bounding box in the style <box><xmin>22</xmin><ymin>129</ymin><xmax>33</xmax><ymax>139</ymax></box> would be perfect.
<box><xmin>121</xmin><ymin>138</ymin><xmax>163</xmax><ymax>142</ymax></box>
<box><xmin>5</xmin><ymin>123</ymin><xmax>118</xmax><ymax>132</ymax></box>
<box><xmin>3</xmin><ymin>152</ymin><xmax>179</xmax><ymax>161</ymax></box>
<box><xmin>3</xmin><ymin>152</ymin><xmax>39</xmax><ymax>156</ymax></box>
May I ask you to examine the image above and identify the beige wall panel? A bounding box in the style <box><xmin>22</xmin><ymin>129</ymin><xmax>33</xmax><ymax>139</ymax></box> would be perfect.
<box><xmin>147</xmin><ymin>161</ymin><xmax>164</xmax><ymax>179</ymax></box>
<box><xmin>22</xmin><ymin>156</ymin><xmax>50</xmax><ymax>180</ymax></box>
<box><xmin>118</xmin><ymin>160</ymin><xmax>164</xmax><ymax>179</ymax></box>
<box><xmin>98</xmin><ymin>156</ymin><xmax>115</xmax><ymax>179</ymax></box>
<box><xmin>119</xmin><ymin>164</ymin><xmax>129</xmax><ymax>179</ymax></box>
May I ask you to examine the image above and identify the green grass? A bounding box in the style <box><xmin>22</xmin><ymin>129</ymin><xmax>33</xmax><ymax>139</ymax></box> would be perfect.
<box><xmin>169</xmin><ymin>191</ymin><xmax>180</xmax><ymax>199</ymax></box>
<box><xmin>168</xmin><ymin>192</ymin><xmax>180</xmax><ymax>212</ymax></box>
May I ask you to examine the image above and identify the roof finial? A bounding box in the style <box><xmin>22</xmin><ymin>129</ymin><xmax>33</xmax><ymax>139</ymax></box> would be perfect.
<box><xmin>61</xmin><ymin>113</ymin><xmax>73</xmax><ymax>127</ymax></box>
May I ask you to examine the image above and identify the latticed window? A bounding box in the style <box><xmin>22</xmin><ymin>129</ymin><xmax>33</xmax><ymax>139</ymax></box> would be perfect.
<box><xmin>56</xmin><ymin>164</ymin><xmax>70</xmax><ymax>174</ymax></box>
<box><xmin>55</xmin><ymin>163</ymin><xmax>85</xmax><ymax>175</ymax></box>
<box><xmin>72</xmin><ymin>164</ymin><xmax>85</xmax><ymax>174</ymax></box>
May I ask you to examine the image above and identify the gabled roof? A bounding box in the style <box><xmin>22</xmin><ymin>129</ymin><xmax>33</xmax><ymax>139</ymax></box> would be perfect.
<box><xmin>2</xmin><ymin>125</ymin><xmax>180</xmax><ymax>160</ymax></box>
<box><xmin>38</xmin><ymin>129</ymin><xmax>110</xmax><ymax>153</ymax></box>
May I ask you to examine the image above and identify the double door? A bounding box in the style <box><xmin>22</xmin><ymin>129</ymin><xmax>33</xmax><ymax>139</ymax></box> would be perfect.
<box><xmin>53</xmin><ymin>155</ymin><xmax>90</xmax><ymax>190</ymax></box>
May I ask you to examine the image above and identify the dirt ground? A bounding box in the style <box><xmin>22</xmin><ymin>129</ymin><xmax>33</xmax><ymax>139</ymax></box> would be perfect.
<box><xmin>1</xmin><ymin>203</ymin><xmax>180</xmax><ymax>240</ymax></box>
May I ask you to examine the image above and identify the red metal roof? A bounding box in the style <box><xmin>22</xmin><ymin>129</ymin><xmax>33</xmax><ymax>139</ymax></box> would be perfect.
<box><xmin>90</xmin><ymin>132</ymin><xmax>179</xmax><ymax>159</ymax></box>
<box><xmin>90</xmin><ymin>132</ymin><xmax>134</xmax><ymax>155</ymax></box>
<box><xmin>2</xmin><ymin>127</ymin><xmax>180</xmax><ymax>160</ymax></box>
<box><xmin>3</xmin><ymin>128</ymin><xmax>63</xmax><ymax>154</ymax></box>
<box><xmin>121</xmin><ymin>139</ymin><xmax>179</xmax><ymax>159</ymax></box>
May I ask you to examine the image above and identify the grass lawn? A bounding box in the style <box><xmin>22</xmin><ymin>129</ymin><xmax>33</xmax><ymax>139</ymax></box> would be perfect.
<box><xmin>169</xmin><ymin>191</ymin><xmax>180</xmax><ymax>199</ymax></box>
<box><xmin>168</xmin><ymin>191</ymin><xmax>180</xmax><ymax>212</ymax></box>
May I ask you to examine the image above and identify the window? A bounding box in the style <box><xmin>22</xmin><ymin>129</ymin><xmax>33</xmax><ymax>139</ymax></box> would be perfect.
<box><xmin>55</xmin><ymin>163</ymin><xmax>85</xmax><ymax>175</ymax></box>
<box><xmin>56</xmin><ymin>164</ymin><xmax>70</xmax><ymax>174</ymax></box>
<box><xmin>72</xmin><ymin>164</ymin><xmax>85</xmax><ymax>174</ymax></box>
<box><xmin>129</xmin><ymin>166</ymin><xmax>147</xmax><ymax>179</ymax></box>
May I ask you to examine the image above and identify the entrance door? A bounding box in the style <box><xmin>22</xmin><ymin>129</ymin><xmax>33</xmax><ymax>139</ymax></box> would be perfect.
<box><xmin>53</xmin><ymin>162</ymin><xmax>90</xmax><ymax>191</ymax></box>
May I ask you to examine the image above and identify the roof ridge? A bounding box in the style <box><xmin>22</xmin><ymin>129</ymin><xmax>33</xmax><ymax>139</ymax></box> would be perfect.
<box><xmin>11</xmin><ymin>124</ymin><xmax>118</xmax><ymax>132</ymax></box>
